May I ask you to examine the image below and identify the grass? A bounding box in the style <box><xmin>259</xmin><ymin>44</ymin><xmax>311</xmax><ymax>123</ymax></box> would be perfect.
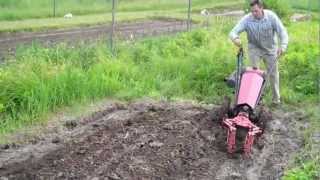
<box><xmin>280</xmin><ymin>21</ymin><xmax>319</xmax><ymax>104</ymax></box>
<box><xmin>289</xmin><ymin>0</ymin><xmax>320</xmax><ymax>12</ymax></box>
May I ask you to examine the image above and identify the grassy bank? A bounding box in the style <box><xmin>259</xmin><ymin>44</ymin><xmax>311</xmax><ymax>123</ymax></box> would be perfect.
<box><xmin>0</xmin><ymin>19</ymin><xmax>318</xmax><ymax>178</ymax></box>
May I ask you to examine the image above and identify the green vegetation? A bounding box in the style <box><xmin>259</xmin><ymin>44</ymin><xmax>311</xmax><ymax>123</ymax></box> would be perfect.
<box><xmin>290</xmin><ymin>0</ymin><xmax>320</xmax><ymax>12</ymax></box>
<box><xmin>263</xmin><ymin>0</ymin><xmax>292</xmax><ymax>20</ymax></box>
<box><xmin>244</xmin><ymin>0</ymin><xmax>292</xmax><ymax>20</ymax></box>
<box><xmin>281</xmin><ymin>22</ymin><xmax>319</xmax><ymax>103</ymax></box>
<box><xmin>244</xmin><ymin>0</ymin><xmax>319</xmax><ymax>21</ymax></box>
<box><xmin>284</xmin><ymin>159</ymin><xmax>319</xmax><ymax>180</ymax></box>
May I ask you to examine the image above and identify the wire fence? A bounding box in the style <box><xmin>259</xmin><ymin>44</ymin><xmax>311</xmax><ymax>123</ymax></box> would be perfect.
<box><xmin>108</xmin><ymin>0</ymin><xmax>194</xmax><ymax>56</ymax></box>
<box><xmin>61</xmin><ymin>0</ymin><xmax>316</xmax><ymax>52</ymax></box>
<box><xmin>0</xmin><ymin>0</ymin><xmax>207</xmax><ymax>58</ymax></box>
<box><xmin>104</xmin><ymin>0</ymin><xmax>244</xmax><ymax>56</ymax></box>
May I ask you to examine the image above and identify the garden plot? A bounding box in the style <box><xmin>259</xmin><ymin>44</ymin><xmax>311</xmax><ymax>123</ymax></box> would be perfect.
<box><xmin>0</xmin><ymin>100</ymin><xmax>305</xmax><ymax>179</ymax></box>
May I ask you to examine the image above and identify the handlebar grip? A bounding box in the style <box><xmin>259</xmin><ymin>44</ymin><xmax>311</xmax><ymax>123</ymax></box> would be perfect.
<box><xmin>237</xmin><ymin>47</ymin><xmax>244</xmax><ymax>58</ymax></box>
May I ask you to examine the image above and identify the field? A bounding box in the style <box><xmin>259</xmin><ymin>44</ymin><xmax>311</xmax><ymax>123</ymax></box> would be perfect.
<box><xmin>0</xmin><ymin>0</ymin><xmax>319</xmax><ymax>179</ymax></box>
<box><xmin>0</xmin><ymin>0</ymin><xmax>241</xmax><ymax>21</ymax></box>
<box><xmin>0</xmin><ymin>0</ymin><xmax>318</xmax><ymax>21</ymax></box>
<box><xmin>0</xmin><ymin>1</ymin><xmax>242</xmax><ymax>33</ymax></box>
<box><xmin>0</xmin><ymin>0</ymin><xmax>319</xmax><ymax>33</ymax></box>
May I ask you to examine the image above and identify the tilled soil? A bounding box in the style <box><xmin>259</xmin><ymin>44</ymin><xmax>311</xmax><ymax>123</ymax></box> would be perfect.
<box><xmin>0</xmin><ymin>100</ymin><xmax>304</xmax><ymax>180</ymax></box>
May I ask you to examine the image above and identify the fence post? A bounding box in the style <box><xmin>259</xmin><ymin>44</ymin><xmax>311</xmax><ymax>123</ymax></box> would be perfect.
<box><xmin>308</xmin><ymin>0</ymin><xmax>312</xmax><ymax>18</ymax></box>
<box><xmin>53</xmin><ymin>0</ymin><xmax>56</xmax><ymax>17</ymax></box>
<box><xmin>110</xmin><ymin>0</ymin><xmax>116</xmax><ymax>56</ymax></box>
<box><xmin>187</xmin><ymin>0</ymin><xmax>192</xmax><ymax>31</ymax></box>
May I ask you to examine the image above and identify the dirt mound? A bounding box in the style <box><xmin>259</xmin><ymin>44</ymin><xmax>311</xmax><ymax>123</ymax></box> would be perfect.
<box><xmin>0</xmin><ymin>100</ymin><xmax>303</xmax><ymax>179</ymax></box>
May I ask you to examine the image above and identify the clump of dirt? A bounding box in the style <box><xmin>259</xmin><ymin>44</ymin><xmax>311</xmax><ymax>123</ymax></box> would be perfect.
<box><xmin>0</xmin><ymin>100</ymin><xmax>304</xmax><ymax>179</ymax></box>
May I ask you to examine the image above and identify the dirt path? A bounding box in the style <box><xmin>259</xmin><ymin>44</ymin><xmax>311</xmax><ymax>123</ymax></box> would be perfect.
<box><xmin>0</xmin><ymin>9</ymin><xmax>246</xmax><ymax>59</ymax></box>
<box><xmin>0</xmin><ymin>100</ymin><xmax>304</xmax><ymax>180</ymax></box>
<box><xmin>0</xmin><ymin>19</ymin><xmax>189</xmax><ymax>59</ymax></box>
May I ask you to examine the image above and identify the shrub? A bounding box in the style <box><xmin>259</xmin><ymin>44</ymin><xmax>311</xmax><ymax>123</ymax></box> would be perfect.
<box><xmin>244</xmin><ymin>0</ymin><xmax>292</xmax><ymax>21</ymax></box>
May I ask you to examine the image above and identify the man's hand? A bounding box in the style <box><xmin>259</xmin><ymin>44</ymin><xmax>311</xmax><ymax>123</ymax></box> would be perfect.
<box><xmin>277</xmin><ymin>48</ymin><xmax>284</xmax><ymax>57</ymax></box>
<box><xmin>232</xmin><ymin>38</ymin><xmax>242</xmax><ymax>47</ymax></box>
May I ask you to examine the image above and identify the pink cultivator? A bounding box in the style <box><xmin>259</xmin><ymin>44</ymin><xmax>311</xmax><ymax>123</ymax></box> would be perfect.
<box><xmin>222</xmin><ymin>48</ymin><xmax>268</xmax><ymax>157</ymax></box>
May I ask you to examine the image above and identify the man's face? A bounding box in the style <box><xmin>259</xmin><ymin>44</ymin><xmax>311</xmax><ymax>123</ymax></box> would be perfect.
<box><xmin>251</xmin><ymin>4</ymin><xmax>264</xmax><ymax>19</ymax></box>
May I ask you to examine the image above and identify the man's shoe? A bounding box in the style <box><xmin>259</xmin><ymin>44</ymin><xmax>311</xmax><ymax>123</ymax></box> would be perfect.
<box><xmin>271</xmin><ymin>101</ymin><xmax>281</xmax><ymax>108</ymax></box>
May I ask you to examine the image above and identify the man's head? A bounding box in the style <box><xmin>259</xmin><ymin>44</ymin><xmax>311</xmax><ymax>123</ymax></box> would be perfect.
<box><xmin>250</xmin><ymin>0</ymin><xmax>264</xmax><ymax>19</ymax></box>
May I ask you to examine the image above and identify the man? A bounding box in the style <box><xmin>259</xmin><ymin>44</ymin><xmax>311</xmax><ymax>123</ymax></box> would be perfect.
<box><xmin>229</xmin><ymin>0</ymin><xmax>288</xmax><ymax>105</ymax></box>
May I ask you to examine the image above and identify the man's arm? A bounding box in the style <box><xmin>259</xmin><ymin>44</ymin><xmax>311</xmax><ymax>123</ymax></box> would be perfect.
<box><xmin>272</xmin><ymin>12</ymin><xmax>289</xmax><ymax>53</ymax></box>
<box><xmin>229</xmin><ymin>15</ymin><xmax>248</xmax><ymax>47</ymax></box>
